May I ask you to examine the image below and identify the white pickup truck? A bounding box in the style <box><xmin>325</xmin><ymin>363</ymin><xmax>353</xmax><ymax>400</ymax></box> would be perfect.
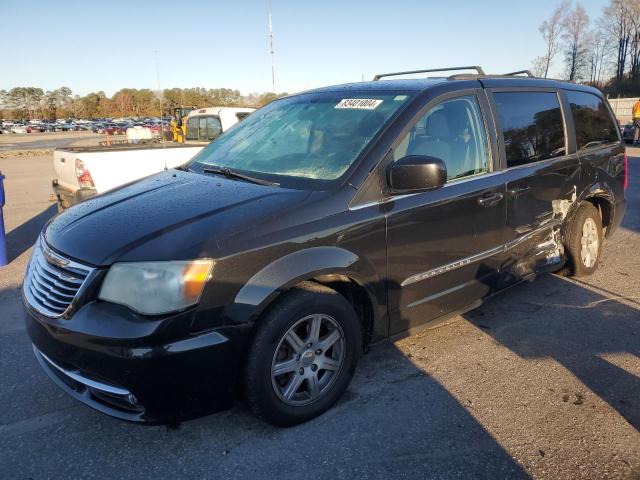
<box><xmin>52</xmin><ymin>106</ymin><xmax>254</xmax><ymax>210</ymax></box>
<box><xmin>52</xmin><ymin>144</ymin><xmax>204</xmax><ymax>210</ymax></box>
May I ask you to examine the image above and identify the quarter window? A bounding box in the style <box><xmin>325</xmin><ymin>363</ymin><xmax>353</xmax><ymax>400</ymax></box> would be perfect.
<box><xmin>394</xmin><ymin>95</ymin><xmax>489</xmax><ymax>181</ymax></box>
<box><xmin>566</xmin><ymin>91</ymin><xmax>619</xmax><ymax>149</ymax></box>
<box><xmin>494</xmin><ymin>92</ymin><xmax>565</xmax><ymax>167</ymax></box>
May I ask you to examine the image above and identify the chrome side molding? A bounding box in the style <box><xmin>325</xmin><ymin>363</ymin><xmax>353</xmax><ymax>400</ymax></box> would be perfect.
<box><xmin>401</xmin><ymin>220</ymin><xmax>562</xmax><ymax>287</ymax></box>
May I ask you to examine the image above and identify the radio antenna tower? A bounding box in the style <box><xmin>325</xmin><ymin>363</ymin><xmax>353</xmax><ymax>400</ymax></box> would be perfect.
<box><xmin>268</xmin><ymin>0</ymin><xmax>276</xmax><ymax>92</ymax></box>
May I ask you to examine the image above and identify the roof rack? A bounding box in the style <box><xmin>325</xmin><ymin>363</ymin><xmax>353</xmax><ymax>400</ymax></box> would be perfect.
<box><xmin>373</xmin><ymin>66</ymin><xmax>485</xmax><ymax>81</ymax></box>
<box><xmin>503</xmin><ymin>70</ymin><xmax>535</xmax><ymax>77</ymax></box>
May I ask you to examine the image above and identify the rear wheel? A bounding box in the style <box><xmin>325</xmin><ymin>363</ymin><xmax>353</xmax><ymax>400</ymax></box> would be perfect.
<box><xmin>244</xmin><ymin>282</ymin><xmax>360</xmax><ymax>426</ymax></box>
<box><xmin>562</xmin><ymin>202</ymin><xmax>603</xmax><ymax>277</ymax></box>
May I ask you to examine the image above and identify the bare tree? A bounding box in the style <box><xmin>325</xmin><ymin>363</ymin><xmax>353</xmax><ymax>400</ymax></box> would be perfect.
<box><xmin>603</xmin><ymin>0</ymin><xmax>632</xmax><ymax>81</ymax></box>
<box><xmin>586</xmin><ymin>27</ymin><xmax>611</xmax><ymax>88</ymax></box>
<box><xmin>539</xmin><ymin>1</ymin><xmax>570</xmax><ymax>77</ymax></box>
<box><xmin>627</xmin><ymin>0</ymin><xmax>640</xmax><ymax>80</ymax></box>
<box><xmin>531</xmin><ymin>56</ymin><xmax>548</xmax><ymax>77</ymax></box>
<box><xmin>562</xmin><ymin>3</ymin><xmax>590</xmax><ymax>81</ymax></box>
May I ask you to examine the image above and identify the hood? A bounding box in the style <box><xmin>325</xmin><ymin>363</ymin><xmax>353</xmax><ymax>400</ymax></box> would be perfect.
<box><xmin>45</xmin><ymin>169</ymin><xmax>310</xmax><ymax>266</ymax></box>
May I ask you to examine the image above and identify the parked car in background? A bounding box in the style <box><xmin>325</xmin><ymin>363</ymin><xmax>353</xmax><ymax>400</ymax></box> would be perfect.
<box><xmin>105</xmin><ymin>123</ymin><xmax>127</xmax><ymax>135</ymax></box>
<box><xmin>10</xmin><ymin>125</ymin><xmax>28</xmax><ymax>134</ymax></box>
<box><xmin>622</xmin><ymin>122</ymin><xmax>636</xmax><ymax>144</ymax></box>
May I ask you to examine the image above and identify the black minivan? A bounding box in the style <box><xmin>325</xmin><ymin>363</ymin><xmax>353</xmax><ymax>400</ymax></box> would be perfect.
<box><xmin>23</xmin><ymin>67</ymin><xmax>627</xmax><ymax>426</ymax></box>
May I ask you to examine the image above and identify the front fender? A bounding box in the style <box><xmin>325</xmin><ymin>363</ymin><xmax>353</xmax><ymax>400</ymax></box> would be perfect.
<box><xmin>224</xmin><ymin>246</ymin><xmax>380</xmax><ymax>324</ymax></box>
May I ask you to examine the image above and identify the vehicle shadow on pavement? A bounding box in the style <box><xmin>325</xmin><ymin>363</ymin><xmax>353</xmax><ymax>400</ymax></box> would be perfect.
<box><xmin>1</xmin><ymin>280</ymin><xmax>530</xmax><ymax>479</ymax></box>
<box><xmin>6</xmin><ymin>204</ymin><xmax>56</xmax><ymax>263</ymax></box>
<box><xmin>464</xmin><ymin>274</ymin><xmax>640</xmax><ymax>432</ymax></box>
<box><xmin>3</xmin><ymin>273</ymin><xmax>638</xmax><ymax>478</ymax></box>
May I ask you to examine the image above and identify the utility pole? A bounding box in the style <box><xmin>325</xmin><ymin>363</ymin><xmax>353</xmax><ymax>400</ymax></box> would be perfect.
<box><xmin>268</xmin><ymin>0</ymin><xmax>276</xmax><ymax>92</ymax></box>
<box><xmin>155</xmin><ymin>50</ymin><xmax>166</xmax><ymax>149</ymax></box>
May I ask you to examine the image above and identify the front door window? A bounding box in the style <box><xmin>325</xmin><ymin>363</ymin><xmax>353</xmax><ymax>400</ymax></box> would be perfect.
<box><xmin>394</xmin><ymin>95</ymin><xmax>489</xmax><ymax>181</ymax></box>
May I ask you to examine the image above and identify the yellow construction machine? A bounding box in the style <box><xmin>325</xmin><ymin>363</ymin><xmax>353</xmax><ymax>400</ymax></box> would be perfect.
<box><xmin>170</xmin><ymin>106</ymin><xmax>196</xmax><ymax>143</ymax></box>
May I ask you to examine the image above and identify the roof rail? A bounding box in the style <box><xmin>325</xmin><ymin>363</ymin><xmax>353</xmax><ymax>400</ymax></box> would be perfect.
<box><xmin>373</xmin><ymin>66</ymin><xmax>485</xmax><ymax>81</ymax></box>
<box><xmin>503</xmin><ymin>70</ymin><xmax>535</xmax><ymax>77</ymax></box>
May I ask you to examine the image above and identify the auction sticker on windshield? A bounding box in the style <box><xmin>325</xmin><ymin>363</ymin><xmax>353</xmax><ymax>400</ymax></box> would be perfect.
<box><xmin>335</xmin><ymin>98</ymin><xmax>383</xmax><ymax>110</ymax></box>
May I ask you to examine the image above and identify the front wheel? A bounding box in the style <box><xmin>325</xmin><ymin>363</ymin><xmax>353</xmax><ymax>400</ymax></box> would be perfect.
<box><xmin>562</xmin><ymin>202</ymin><xmax>603</xmax><ymax>277</ymax></box>
<box><xmin>244</xmin><ymin>282</ymin><xmax>361</xmax><ymax>426</ymax></box>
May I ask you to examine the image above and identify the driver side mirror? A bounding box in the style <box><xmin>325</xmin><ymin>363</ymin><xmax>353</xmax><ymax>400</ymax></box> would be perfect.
<box><xmin>388</xmin><ymin>155</ymin><xmax>447</xmax><ymax>193</ymax></box>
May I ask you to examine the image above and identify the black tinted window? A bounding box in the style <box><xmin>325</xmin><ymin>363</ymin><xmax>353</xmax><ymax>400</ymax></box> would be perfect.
<box><xmin>494</xmin><ymin>92</ymin><xmax>565</xmax><ymax>167</ymax></box>
<box><xmin>566</xmin><ymin>91</ymin><xmax>619</xmax><ymax>149</ymax></box>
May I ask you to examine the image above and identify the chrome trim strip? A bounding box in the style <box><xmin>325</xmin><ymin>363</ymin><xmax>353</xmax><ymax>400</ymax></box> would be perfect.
<box><xmin>349</xmin><ymin>171</ymin><xmax>504</xmax><ymax>211</ymax></box>
<box><xmin>34</xmin><ymin>346</ymin><xmax>131</xmax><ymax>396</ymax></box>
<box><xmin>401</xmin><ymin>219</ymin><xmax>562</xmax><ymax>287</ymax></box>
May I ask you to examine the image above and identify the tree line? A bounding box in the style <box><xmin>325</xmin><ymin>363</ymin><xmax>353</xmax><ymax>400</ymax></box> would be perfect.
<box><xmin>533</xmin><ymin>0</ymin><xmax>640</xmax><ymax>95</ymax></box>
<box><xmin>0</xmin><ymin>87</ymin><xmax>287</xmax><ymax>120</ymax></box>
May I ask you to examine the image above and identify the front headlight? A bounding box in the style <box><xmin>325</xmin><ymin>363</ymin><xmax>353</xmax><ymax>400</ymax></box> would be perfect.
<box><xmin>98</xmin><ymin>260</ymin><xmax>214</xmax><ymax>315</ymax></box>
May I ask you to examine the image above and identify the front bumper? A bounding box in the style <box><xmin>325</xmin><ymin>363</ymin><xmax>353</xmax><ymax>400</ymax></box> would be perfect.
<box><xmin>52</xmin><ymin>179</ymin><xmax>97</xmax><ymax>210</ymax></box>
<box><xmin>24</xmin><ymin>300</ymin><xmax>251</xmax><ymax>423</ymax></box>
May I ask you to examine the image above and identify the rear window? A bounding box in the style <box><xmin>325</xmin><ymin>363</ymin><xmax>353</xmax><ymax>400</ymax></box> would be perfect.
<box><xmin>566</xmin><ymin>91</ymin><xmax>619</xmax><ymax>149</ymax></box>
<box><xmin>186</xmin><ymin>115</ymin><xmax>222</xmax><ymax>141</ymax></box>
<box><xmin>494</xmin><ymin>91</ymin><xmax>566</xmax><ymax>167</ymax></box>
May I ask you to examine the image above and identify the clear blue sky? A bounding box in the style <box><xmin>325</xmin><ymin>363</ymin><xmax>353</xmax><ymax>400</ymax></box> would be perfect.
<box><xmin>1</xmin><ymin>0</ymin><xmax>610</xmax><ymax>96</ymax></box>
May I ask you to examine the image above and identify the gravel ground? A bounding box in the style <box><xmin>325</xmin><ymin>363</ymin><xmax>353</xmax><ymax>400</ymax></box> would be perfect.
<box><xmin>0</xmin><ymin>149</ymin><xmax>638</xmax><ymax>479</ymax></box>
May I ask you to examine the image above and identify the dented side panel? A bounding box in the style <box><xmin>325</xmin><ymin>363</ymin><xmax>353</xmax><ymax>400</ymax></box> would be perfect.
<box><xmin>499</xmin><ymin>154</ymin><xmax>581</xmax><ymax>283</ymax></box>
<box><xmin>574</xmin><ymin>143</ymin><xmax>626</xmax><ymax>237</ymax></box>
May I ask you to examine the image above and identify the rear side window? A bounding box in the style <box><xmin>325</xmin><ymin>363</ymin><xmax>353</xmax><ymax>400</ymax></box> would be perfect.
<box><xmin>494</xmin><ymin>92</ymin><xmax>565</xmax><ymax>167</ymax></box>
<box><xmin>566</xmin><ymin>91</ymin><xmax>619</xmax><ymax>149</ymax></box>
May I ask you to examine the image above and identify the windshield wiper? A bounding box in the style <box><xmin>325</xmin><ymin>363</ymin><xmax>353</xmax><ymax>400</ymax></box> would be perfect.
<box><xmin>202</xmin><ymin>166</ymin><xmax>279</xmax><ymax>187</ymax></box>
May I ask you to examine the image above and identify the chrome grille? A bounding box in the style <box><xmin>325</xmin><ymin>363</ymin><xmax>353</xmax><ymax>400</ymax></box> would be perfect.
<box><xmin>23</xmin><ymin>237</ymin><xmax>93</xmax><ymax>318</ymax></box>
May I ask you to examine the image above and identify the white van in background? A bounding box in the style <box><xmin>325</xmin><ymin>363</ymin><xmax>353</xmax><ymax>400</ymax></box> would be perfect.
<box><xmin>185</xmin><ymin>107</ymin><xmax>254</xmax><ymax>144</ymax></box>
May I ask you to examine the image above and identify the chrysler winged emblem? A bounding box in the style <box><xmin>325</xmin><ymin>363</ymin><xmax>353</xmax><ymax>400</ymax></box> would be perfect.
<box><xmin>42</xmin><ymin>243</ymin><xmax>70</xmax><ymax>268</ymax></box>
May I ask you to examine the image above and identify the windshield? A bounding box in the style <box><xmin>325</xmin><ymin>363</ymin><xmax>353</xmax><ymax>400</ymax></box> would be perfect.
<box><xmin>189</xmin><ymin>91</ymin><xmax>412</xmax><ymax>189</ymax></box>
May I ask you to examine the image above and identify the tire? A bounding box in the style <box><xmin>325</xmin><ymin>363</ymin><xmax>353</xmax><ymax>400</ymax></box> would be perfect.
<box><xmin>562</xmin><ymin>202</ymin><xmax>603</xmax><ymax>277</ymax></box>
<box><xmin>244</xmin><ymin>281</ymin><xmax>361</xmax><ymax>426</ymax></box>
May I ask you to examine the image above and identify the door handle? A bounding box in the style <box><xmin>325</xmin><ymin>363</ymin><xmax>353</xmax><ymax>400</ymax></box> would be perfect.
<box><xmin>508</xmin><ymin>185</ymin><xmax>530</xmax><ymax>197</ymax></box>
<box><xmin>477</xmin><ymin>192</ymin><xmax>504</xmax><ymax>207</ymax></box>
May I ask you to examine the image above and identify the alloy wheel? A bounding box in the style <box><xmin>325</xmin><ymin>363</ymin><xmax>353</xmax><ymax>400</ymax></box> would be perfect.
<box><xmin>271</xmin><ymin>314</ymin><xmax>345</xmax><ymax>406</ymax></box>
<box><xmin>580</xmin><ymin>217</ymin><xmax>599</xmax><ymax>268</ymax></box>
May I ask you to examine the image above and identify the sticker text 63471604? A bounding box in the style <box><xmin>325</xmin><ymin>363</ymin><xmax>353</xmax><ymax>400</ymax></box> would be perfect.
<box><xmin>335</xmin><ymin>98</ymin><xmax>383</xmax><ymax>110</ymax></box>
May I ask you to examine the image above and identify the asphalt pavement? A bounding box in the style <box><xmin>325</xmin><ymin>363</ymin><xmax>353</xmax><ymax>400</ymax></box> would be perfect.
<box><xmin>0</xmin><ymin>131</ymin><xmax>107</xmax><ymax>152</ymax></box>
<box><xmin>0</xmin><ymin>148</ymin><xmax>638</xmax><ymax>479</ymax></box>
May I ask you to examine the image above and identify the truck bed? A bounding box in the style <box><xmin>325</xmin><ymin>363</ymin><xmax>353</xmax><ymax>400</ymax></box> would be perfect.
<box><xmin>56</xmin><ymin>143</ymin><xmax>199</xmax><ymax>153</ymax></box>
<box><xmin>53</xmin><ymin>143</ymin><xmax>205</xmax><ymax>208</ymax></box>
